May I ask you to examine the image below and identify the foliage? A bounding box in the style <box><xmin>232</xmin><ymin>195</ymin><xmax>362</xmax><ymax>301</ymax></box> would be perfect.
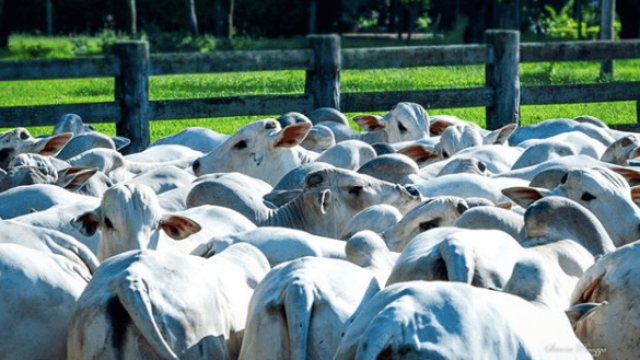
<box><xmin>544</xmin><ymin>0</ymin><xmax>621</xmax><ymax>40</ymax></box>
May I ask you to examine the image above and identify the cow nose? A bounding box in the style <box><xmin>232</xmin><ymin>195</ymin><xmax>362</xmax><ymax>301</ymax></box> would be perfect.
<box><xmin>192</xmin><ymin>159</ymin><xmax>200</xmax><ymax>172</ymax></box>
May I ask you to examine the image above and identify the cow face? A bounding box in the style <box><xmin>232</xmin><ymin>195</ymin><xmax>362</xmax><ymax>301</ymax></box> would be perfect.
<box><xmin>192</xmin><ymin>119</ymin><xmax>312</xmax><ymax>185</ymax></box>
<box><xmin>354</xmin><ymin>102</ymin><xmax>430</xmax><ymax>143</ymax></box>
<box><xmin>71</xmin><ymin>183</ymin><xmax>201</xmax><ymax>261</ymax></box>
<box><xmin>0</xmin><ymin>128</ymin><xmax>72</xmax><ymax>170</ymax></box>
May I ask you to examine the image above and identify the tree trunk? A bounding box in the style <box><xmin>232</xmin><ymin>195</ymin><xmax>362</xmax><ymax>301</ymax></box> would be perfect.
<box><xmin>308</xmin><ymin>0</ymin><xmax>316</xmax><ymax>34</ymax></box>
<box><xmin>407</xmin><ymin>2</ymin><xmax>418</xmax><ymax>40</ymax></box>
<box><xmin>127</xmin><ymin>0</ymin><xmax>137</xmax><ymax>34</ymax></box>
<box><xmin>227</xmin><ymin>0</ymin><xmax>234</xmax><ymax>39</ymax></box>
<box><xmin>388</xmin><ymin>0</ymin><xmax>397</xmax><ymax>33</ymax></box>
<box><xmin>576</xmin><ymin>0</ymin><xmax>583</xmax><ymax>39</ymax></box>
<box><xmin>617</xmin><ymin>0</ymin><xmax>640</xmax><ymax>39</ymax></box>
<box><xmin>215</xmin><ymin>0</ymin><xmax>224</xmax><ymax>37</ymax></box>
<box><xmin>600</xmin><ymin>0</ymin><xmax>615</xmax><ymax>76</ymax></box>
<box><xmin>46</xmin><ymin>0</ymin><xmax>53</xmax><ymax>35</ymax></box>
<box><xmin>0</xmin><ymin>0</ymin><xmax>9</xmax><ymax>49</ymax></box>
<box><xmin>187</xmin><ymin>0</ymin><xmax>198</xmax><ymax>37</ymax></box>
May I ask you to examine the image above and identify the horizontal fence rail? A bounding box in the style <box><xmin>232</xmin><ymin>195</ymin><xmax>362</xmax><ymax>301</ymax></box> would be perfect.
<box><xmin>521</xmin><ymin>40</ymin><xmax>640</xmax><ymax>63</ymax></box>
<box><xmin>149</xmin><ymin>49</ymin><xmax>314</xmax><ymax>75</ymax></box>
<box><xmin>1</xmin><ymin>31</ymin><xmax>640</xmax><ymax>152</ymax></box>
<box><xmin>0</xmin><ymin>57</ymin><xmax>119</xmax><ymax>80</ymax></box>
<box><xmin>341</xmin><ymin>44</ymin><xmax>492</xmax><ymax>69</ymax></box>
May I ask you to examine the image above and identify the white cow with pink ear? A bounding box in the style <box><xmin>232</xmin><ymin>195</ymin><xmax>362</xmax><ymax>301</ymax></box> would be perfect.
<box><xmin>192</xmin><ymin>119</ymin><xmax>317</xmax><ymax>186</ymax></box>
<box><xmin>316</xmin><ymin>102</ymin><xmax>430</xmax><ymax>144</ymax></box>
<box><xmin>0</xmin><ymin>127</ymin><xmax>72</xmax><ymax>170</ymax></box>
<box><xmin>70</xmin><ymin>182</ymin><xmax>255</xmax><ymax>261</ymax></box>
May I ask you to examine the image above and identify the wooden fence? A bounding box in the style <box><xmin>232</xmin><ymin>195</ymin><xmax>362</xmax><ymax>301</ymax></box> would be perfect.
<box><xmin>1</xmin><ymin>30</ymin><xmax>640</xmax><ymax>153</ymax></box>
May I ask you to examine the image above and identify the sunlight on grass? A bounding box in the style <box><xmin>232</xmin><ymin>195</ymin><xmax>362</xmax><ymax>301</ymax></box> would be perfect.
<box><xmin>1</xmin><ymin>59</ymin><xmax>639</xmax><ymax>140</ymax></box>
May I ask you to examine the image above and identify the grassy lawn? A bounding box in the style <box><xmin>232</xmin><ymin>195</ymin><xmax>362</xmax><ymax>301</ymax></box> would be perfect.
<box><xmin>1</xmin><ymin>35</ymin><xmax>639</xmax><ymax>142</ymax></box>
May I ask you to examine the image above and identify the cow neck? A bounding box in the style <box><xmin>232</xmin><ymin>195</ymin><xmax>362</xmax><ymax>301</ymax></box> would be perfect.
<box><xmin>297</xmin><ymin>148</ymin><xmax>319</xmax><ymax>164</ymax></box>
<box><xmin>259</xmin><ymin>195</ymin><xmax>309</xmax><ymax>231</ymax></box>
<box><xmin>360</xmin><ymin>131</ymin><xmax>388</xmax><ymax>144</ymax></box>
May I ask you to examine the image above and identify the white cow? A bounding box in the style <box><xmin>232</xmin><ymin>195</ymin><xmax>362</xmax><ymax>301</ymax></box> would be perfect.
<box><xmin>239</xmin><ymin>256</ymin><xmax>382</xmax><ymax>360</ymax></box>
<box><xmin>71</xmin><ymin>182</ymin><xmax>255</xmax><ymax>260</ymax></box>
<box><xmin>192</xmin><ymin>120</ymin><xmax>317</xmax><ymax>185</ymax></box>
<box><xmin>0</xmin><ymin>244</ymin><xmax>92</xmax><ymax>360</ymax></box>
<box><xmin>192</xmin><ymin>226</ymin><xmax>347</xmax><ymax>266</ymax></box>
<box><xmin>0</xmin><ymin>127</ymin><xmax>72</xmax><ymax>169</ymax></box>
<box><xmin>334</xmin><ymin>281</ymin><xmax>592</xmax><ymax>360</ymax></box>
<box><xmin>67</xmin><ymin>243</ymin><xmax>270</xmax><ymax>360</ymax></box>
<box><xmin>503</xmin><ymin>167</ymin><xmax>640</xmax><ymax>247</ymax></box>
<box><xmin>569</xmin><ymin>241</ymin><xmax>640</xmax><ymax>360</ymax></box>
<box><xmin>0</xmin><ymin>184</ymin><xmax>97</xmax><ymax>219</ymax></box>
<box><xmin>317</xmin><ymin>102</ymin><xmax>430</xmax><ymax>144</ymax></box>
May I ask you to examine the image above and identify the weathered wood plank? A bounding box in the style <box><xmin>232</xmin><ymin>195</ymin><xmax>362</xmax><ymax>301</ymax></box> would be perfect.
<box><xmin>600</xmin><ymin>0</ymin><xmax>615</xmax><ymax>75</ymax></box>
<box><xmin>305</xmin><ymin>35</ymin><xmax>340</xmax><ymax>110</ymax></box>
<box><xmin>340</xmin><ymin>87</ymin><xmax>494</xmax><ymax>113</ymax></box>
<box><xmin>521</xmin><ymin>82</ymin><xmax>640</xmax><ymax>104</ymax></box>
<box><xmin>486</xmin><ymin>30</ymin><xmax>520</xmax><ymax>130</ymax></box>
<box><xmin>341</xmin><ymin>44</ymin><xmax>491</xmax><ymax>70</ymax></box>
<box><xmin>150</xmin><ymin>49</ymin><xmax>313</xmax><ymax>75</ymax></box>
<box><xmin>0</xmin><ymin>102</ymin><xmax>120</xmax><ymax>128</ymax></box>
<box><xmin>150</xmin><ymin>94</ymin><xmax>314</xmax><ymax>120</ymax></box>
<box><xmin>0</xmin><ymin>57</ymin><xmax>118</xmax><ymax>80</ymax></box>
<box><xmin>521</xmin><ymin>40</ymin><xmax>640</xmax><ymax>63</ymax></box>
<box><xmin>114</xmin><ymin>41</ymin><xmax>150</xmax><ymax>154</ymax></box>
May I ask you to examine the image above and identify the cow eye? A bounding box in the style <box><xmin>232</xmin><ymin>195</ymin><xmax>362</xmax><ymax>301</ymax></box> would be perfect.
<box><xmin>560</xmin><ymin>173</ymin><xmax>569</xmax><ymax>184</ymax></box>
<box><xmin>20</xmin><ymin>132</ymin><xmax>29</xmax><ymax>140</ymax></box>
<box><xmin>233</xmin><ymin>140</ymin><xmax>247</xmax><ymax>150</ymax></box>
<box><xmin>397</xmin><ymin>122</ymin><xmax>407</xmax><ymax>133</ymax></box>
<box><xmin>265</xmin><ymin>121</ymin><xmax>277</xmax><ymax>130</ymax></box>
<box><xmin>104</xmin><ymin>217</ymin><xmax>113</xmax><ymax>229</ymax></box>
<box><xmin>581</xmin><ymin>192</ymin><xmax>596</xmax><ymax>201</ymax></box>
<box><xmin>419</xmin><ymin>218</ymin><xmax>441</xmax><ymax>232</ymax></box>
<box><xmin>442</xmin><ymin>150</ymin><xmax>449</xmax><ymax>159</ymax></box>
<box><xmin>348</xmin><ymin>186</ymin><xmax>363</xmax><ymax>196</ymax></box>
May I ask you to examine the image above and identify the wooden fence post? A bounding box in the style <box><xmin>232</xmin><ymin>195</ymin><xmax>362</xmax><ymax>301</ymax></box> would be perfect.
<box><xmin>485</xmin><ymin>30</ymin><xmax>520</xmax><ymax>130</ymax></box>
<box><xmin>600</xmin><ymin>0</ymin><xmax>615</xmax><ymax>77</ymax></box>
<box><xmin>114</xmin><ymin>41</ymin><xmax>150</xmax><ymax>154</ymax></box>
<box><xmin>305</xmin><ymin>34</ymin><xmax>340</xmax><ymax>110</ymax></box>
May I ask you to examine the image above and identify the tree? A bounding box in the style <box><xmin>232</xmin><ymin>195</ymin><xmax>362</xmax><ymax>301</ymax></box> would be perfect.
<box><xmin>127</xmin><ymin>0</ymin><xmax>137</xmax><ymax>34</ymax></box>
<box><xmin>0</xmin><ymin>0</ymin><xmax>8</xmax><ymax>49</ymax></box>
<box><xmin>215</xmin><ymin>0</ymin><xmax>233</xmax><ymax>38</ymax></box>
<box><xmin>187</xmin><ymin>0</ymin><xmax>198</xmax><ymax>36</ymax></box>
<box><xmin>618</xmin><ymin>0</ymin><xmax>640</xmax><ymax>38</ymax></box>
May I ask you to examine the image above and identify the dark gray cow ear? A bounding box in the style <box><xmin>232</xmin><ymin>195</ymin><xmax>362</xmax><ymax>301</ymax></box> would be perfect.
<box><xmin>112</xmin><ymin>137</ymin><xmax>131</xmax><ymax>151</ymax></box>
<box><xmin>565</xmin><ymin>302</ymin><xmax>607</xmax><ymax>327</ymax></box>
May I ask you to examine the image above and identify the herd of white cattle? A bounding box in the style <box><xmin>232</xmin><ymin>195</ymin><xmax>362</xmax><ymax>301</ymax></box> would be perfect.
<box><xmin>2</xmin><ymin>102</ymin><xmax>640</xmax><ymax>359</ymax></box>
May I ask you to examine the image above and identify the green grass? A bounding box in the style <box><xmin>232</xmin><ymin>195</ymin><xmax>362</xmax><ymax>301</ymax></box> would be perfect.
<box><xmin>1</xmin><ymin>34</ymin><xmax>639</xmax><ymax>142</ymax></box>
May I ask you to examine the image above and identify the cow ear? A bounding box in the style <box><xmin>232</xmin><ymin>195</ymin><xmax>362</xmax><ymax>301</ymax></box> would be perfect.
<box><xmin>609</xmin><ymin>166</ymin><xmax>640</xmax><ymax>187</ymax></box>
<box><xmin>631</xmin><ymin>186</ymin><xmax>640</xmax><ymax>207</ymax></box>
<box><xmin>58</xmin><ymin>166</ymin><xmax>98</xmax><ymax>191</ymax></box>
<box><xmin>111</xmin><ymin>136</ymin><xmax>131</xmax><ymax>151</ymax></box>
<box><xmin>565</xmin><ymin>302</ymin><xmax>607</xmax><ymax>327</ymax></box>
<box><xmin>495</xmin><ymin>201</ymin><xmax>513</xmax><ymax>210</ymax></box>
<box><xmin>38</xmin><ymin>132</ymin><xmax>73</xmax><ymax>156</ymax></box>
<box><xmin>353</xmin><ymin>115</ymin><xmax>385</xmax><ymax>131</ymax></box>
<box><xmin>274</xmin><ymin>122</ymin><xmax>312</xmax><ymax>148</ymax></box>
<box><xmin>159</xmin><ymin>214</ymin><xmax>202</xmax><ymax>240</ymax></box>
<box><xmin>484</xmin><ymin>124</ymin><xmax>517</xmax><ymax>145</ymax></box>
<box><xmin>71</xmin><ymin>210</ymin><xmax>101</xmax><ymax>237</ymax></box>
<box><xmin>501</xmin><ymin>187</ymin><xmax>550</xmax><ymax>208</ymax></box>
<box><xmin>316</xmin><ymin>189</ymin><xmax>331</xmax><ymax>214</ymax></box>
<box><xmin>429</xmin><ymin>118</ymin><xmax>455</xmax><ymax>136</ymax></box>
<box><xmin>397</xmin><ymin>144</ymin><xmax>440</xmax><ymax>167</ymax></box>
